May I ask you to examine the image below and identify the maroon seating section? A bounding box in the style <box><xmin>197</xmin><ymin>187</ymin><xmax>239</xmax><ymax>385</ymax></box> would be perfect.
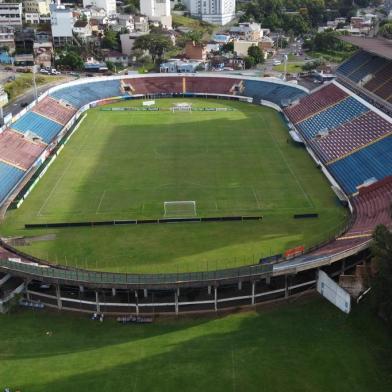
<box><xmin>284</xmin><ymin>83</ymin><xmax>348</xmax><ymax>124</ymax></box>
<box><xmin>363</xmin><ymin>61</ymin><xmax>392</xmax><ymax>98</ymax></box>
<box><xmin>309</xmin><ymin>111</ymin><xmax>392</xmax><ymax>163</ymax></box>
<box><xmin>32</xmin><ymin>96</ymin><xmax>77</xmax><ymax>125</ymax></box>
<box><xmin>311</xmin><ymin>176</ymin><xmax>392</xmax><ymax>257</ymax></box>
<box><xmin>372</xmin><ymin>78</ymin><xmax>392</xmax><ymax>102</ymax></box>
<box><xmin>0</xmin><ymin>129</ymin><xmax>46</xmax><ymax>170</ymax></box>
<box><xmin>123</xmin><ymin>77</ymin><xmax>183</xmax><ymax>95</ymax></box>
<box><xmin>184</xmin><ymin>77</ymin><xmax>241</xmax><ymax>95</ymax></box>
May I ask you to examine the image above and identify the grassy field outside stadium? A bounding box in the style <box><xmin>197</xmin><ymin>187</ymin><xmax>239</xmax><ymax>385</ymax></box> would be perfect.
<box><xmin>1</xmin><ymin>98</ymin><xmax>347</xmax><ymax>273</ymax></box>
<box><xmin>0</xmin><ymin>298</ymin><xmax>391</xmax><ymax>391</ymax></box>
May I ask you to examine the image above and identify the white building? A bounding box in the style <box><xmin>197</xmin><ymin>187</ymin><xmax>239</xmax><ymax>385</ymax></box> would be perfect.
<box><xmin>0</xmin><ymin>26</ymin><xmax>15</xmax><ymax>53</ymax></box>
<box><xmin>23</xmin><ymin>0</ymin><xmax>50</xmax><ymax>15</ymax></box>
<box><xmin>25</xmin><ymin>12</ymin><xmax>41</xmax><ymax>24</ymax></box>
<box><xmin>50</xmin><ymin>3</ymin><xmax>74</xmax><ymax>46</ymax></box>
<box><xmin>0</xmin><ymin>3</ymin><xmax>23</xmax><ymax>26</ymax></box>
<box><xmin>83</xmin><ymin>0</ymin><xmax>116</xmax><ymax>16</ymax></box>
<box><xmin>188</xmin><ymin>0</ymin><xmax>235</xmax><ymax>25</ymax></box>
<box><xmin>230</xmin><ymin>23</ymin><xmax>262</xmax><ymax>41</ymax></box>
<box><xmin>140</xmin><ymin>0</ymin><xmax>172</xmax><ymax>29</ymax></box>
<box><xmin>73</xmin><ymin>20</ymin><xmax>93</xmax><ymax>41</ymax></box>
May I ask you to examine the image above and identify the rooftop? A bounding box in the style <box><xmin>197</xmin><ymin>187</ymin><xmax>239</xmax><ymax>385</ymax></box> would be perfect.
<box><xmin>339</xmin><ymin>36</ymin><xmax>392</xmax><ymax>60</ymax></box>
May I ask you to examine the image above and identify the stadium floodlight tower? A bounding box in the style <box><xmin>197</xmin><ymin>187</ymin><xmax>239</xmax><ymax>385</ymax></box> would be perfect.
<box><xmin>164</xmin><ymin>201</ymin><xmax>197</xmax><ymax>217</ymax></box>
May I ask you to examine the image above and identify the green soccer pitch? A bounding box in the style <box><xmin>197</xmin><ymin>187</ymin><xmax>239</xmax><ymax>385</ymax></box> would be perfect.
<box><xmin>0</xmin><ymin>98</ymin><xmax>348</xmax><ymax>273</ymax></box>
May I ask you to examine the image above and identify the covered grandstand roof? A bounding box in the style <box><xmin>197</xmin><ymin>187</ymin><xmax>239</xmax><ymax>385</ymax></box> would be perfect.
<box><xmin>339</xmin><ymin>36</ymin><xmax>392</xmax><ymax>60</ymax></box>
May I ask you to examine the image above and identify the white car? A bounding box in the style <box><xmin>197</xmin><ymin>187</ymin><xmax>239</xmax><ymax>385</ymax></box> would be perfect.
<box><xmin>39</xmin><ymin>68</ymin><xmax>49</xmax><ymax>74</ymax></box>
<box><xmin>273</xmin><ymin>60</ymin><xmax>282</xmax><ymax>66</ymax></box>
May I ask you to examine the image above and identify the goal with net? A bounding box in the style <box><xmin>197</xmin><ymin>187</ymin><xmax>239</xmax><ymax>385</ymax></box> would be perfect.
<box><xmin>164</xmin><ymin>201</ymin><xmax>197</xmax><ymax>217</ymax></box>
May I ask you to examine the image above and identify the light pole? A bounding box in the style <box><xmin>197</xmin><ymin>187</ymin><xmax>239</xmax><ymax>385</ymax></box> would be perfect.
<box><xmin>32</xmin><ymin>64</ymin><xmax>38</xmax><ymax>101</ymax></box>
<box><xmin>283</xmin><ymin>54</ymin><xmax>288</xmax><ymax>81</ymax></box>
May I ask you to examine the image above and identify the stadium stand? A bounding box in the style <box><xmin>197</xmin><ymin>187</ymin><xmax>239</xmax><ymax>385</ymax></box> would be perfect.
<box><xmin>11</xmin><ymin>112</ymin><xmax>63</xmax><ymax>144</ymax></box>
<box><xmin>121</xmin><ymin>77</ymin><xmax>307</xmax><ymax>105</ymax></box>
<box><xmin>369</xmin><ymin>78</ymin><xmax>392</xmax><ymax>102</ymax></box>
<box><xmin>363</xmin><ymin>61</ymin><xmax>392</xmax><ymax>92</ymax></box>
<box><xmin>309</xmin><ymin>111</ymin><xmax>392</xmax><ymax>163</ymax></box>
<box><xmin>184</xmin><ymin>77</ymin><xmax>241</xmax><ymax>95</ymax></box>
<box><xmin>134</xmin><ymin>77</ymin><xmax>183</xmax><ymax>94</ymax></box>
<box><xmin>32</xmin><ymin>96</ymin><xmax>77</xmax><ymax>126</ymax></box>
<box><xmin>311</xmin><ymin>176</ymin><xmax>392</xmax><ymax>256</ymax></box>
<box><xmin>242</xmin><ymin>80</ymin><xmax>307</xmax><ymax>105</ymax></box>
<box><xmin>327</xmin><ymin>135</ymin><xmax>392</xmax><ymax>194</ymax></box>
<box><xmin>0</xmin><ymin>161</ymin><xmax>25</xmax><ymax>202</ymax></box>
<box><xmin>337</xmin><ymin>51</ymin><xmax>389</xmax><ymax>82</ymax></box>
<box><xmin>50</xmin><ymin>80</ymin><xmax>121</xmax><ymax>108</ymax></box>
<box><xmin>295</xmin><ymin>96</ymin><xmax>369</xmax><ymax>140</ymax></box>
<box><xmin>0</xmin><ymin>129</ymin><xmax>46</xmax><ymax>170</ymax></box>
<box><xmin>348</xmin><ymin>55</ymin><xmax>387</xmax><ymax>83</ymax></box>
<box><xmin>284</xmin><ymin>83</ymin><xmax>348</xmax><ymax>124</ymax></box>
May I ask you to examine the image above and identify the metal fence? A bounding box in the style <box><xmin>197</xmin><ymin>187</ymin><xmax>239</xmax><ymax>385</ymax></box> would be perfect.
<box><xmin>0</xmin><ymin>258</ymin><xmax>273</xmax><ymax>286</ymax></box>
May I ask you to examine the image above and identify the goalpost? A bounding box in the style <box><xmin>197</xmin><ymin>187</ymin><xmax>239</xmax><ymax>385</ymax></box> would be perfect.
<box><xmin>164</xmin><ymin>201</ymin><xmax>197</xmax><ymax>217</ymax></box>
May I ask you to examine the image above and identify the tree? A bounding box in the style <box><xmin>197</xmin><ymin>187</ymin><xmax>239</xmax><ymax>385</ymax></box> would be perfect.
<box><xmin>371</xmin><ymin>224</ymin><xmax>392</xmax><ymax>328</ymax></box>
<box><xmin>244</xmin><ymin>56</ymin><xmax>256</xmax><ymax>69</ymax></box>
<box><xmin>102</xmin><ymin>30</ymin><xmax>118</xmax><ymax>50</ymax></box>
<box><xmin>247</xmin><ymin>45</ymin><xmax>264</xmax><ymax>64</ymax></box>
<box><xmin>379</xmin><ymin>22</ymin><xmax>392</xmax><ymax>39</ymax></box>
<box><xmin>221</xmin><ymin>41</ymin><xmax>234</xmax><ymax>53</ymax></box>
<box><xmin>56</xmin><ymin>51</ymin><xmax>84</xmax><ymax>70</ymax></box>
<box><xmin>302</xmin><ymin>58</ymin><xmax>325</xmax><ymax>71</ymax></box>
<box><xmin>173</xmin><ymin>1</ymin><xmax>186</xmax><ymax>11</ymax></box>
<box><xmin>133</xmin><ymin>34</ymin><xmax>173</xmax><ymax>63</ymax></box>
<box><xmin>185</xmin><ymin>30</ymin><xmax>204</xmax><ymax>45</ymax></box>
<box><xmin>283</xmin><ymin>14</ymin><xmax>311</xmax><ymax>36</ymax></box>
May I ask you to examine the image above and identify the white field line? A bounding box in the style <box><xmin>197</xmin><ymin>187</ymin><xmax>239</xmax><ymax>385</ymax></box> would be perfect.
<box><xmin>260</xmin><ymin>113</ymin><xmax>314</xmax><ymax>208</ymax></box>
<box><xmin>96</xmin><ymin>190</ymin><xmax>106</xmax><ymax>214</ymax></box>
<box><xmin>252</xmin><ymin>186</ymin><xmax>262</xmax><ymax>209</ymax></box>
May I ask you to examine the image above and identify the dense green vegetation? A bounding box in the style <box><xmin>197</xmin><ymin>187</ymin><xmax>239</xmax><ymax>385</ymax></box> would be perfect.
<box><xmin>240</xmin><ymin>0</ymin><xmax>381</xmax><ymax>35</ymax></box>
<box><xmin>0</xmin><ymin>298</ymin><xmax>391</xmax><ymax>391</ymax></box>
<box><xmin>4</xmin><ymin>74</ymin><xmax>65</xmax><ymax>101</ymax></box>
<box><xmin>0</xmin><ymin>99</ymin><xmax>347</xmax><ymax>273</ymax></box>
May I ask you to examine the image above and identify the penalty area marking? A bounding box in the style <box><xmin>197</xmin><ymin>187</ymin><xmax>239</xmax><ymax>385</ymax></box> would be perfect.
<box><xmin>259</xmin><ymin>112</ymin><xmax>314</xmax><ymax>209</ymax></box>
<box><xmin>36</xmin><ymin>114</ymin><xmax>92</xmax><ymax>217</ymax></box>
<box><xmin>96</xmin><ymin>190</ymin><xmax>106</xmax><ymax>214</ymax></box>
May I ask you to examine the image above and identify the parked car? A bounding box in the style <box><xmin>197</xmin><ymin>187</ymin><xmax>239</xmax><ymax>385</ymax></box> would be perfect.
<box><xmin>273</xmin><ymin>60</ymin><xmax>282</xmax><ymax>66</ymax></box>
<box><xmin>20</xmin><ymin>102</ymin><xmax>29</xmax><ymax>108</ymax></box>
<box><xmin>39</xmin><ymin>68</ymin><xmax>49</xmax><ymax>74</ymax></box>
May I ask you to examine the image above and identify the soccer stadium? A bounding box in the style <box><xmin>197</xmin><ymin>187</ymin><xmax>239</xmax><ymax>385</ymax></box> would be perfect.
<box><xmin>0</xmin><ymin>39</ymin><xmax>391</xmax><ymax>321</ymax></box>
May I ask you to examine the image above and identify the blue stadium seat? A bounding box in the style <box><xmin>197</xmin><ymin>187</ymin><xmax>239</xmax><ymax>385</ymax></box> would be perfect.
<box><xmin>50</xmin><ymin>80</ymin><xmax>121</xmax><ymax>108</ymax></box>
<box><xmin>349</xmin><ymin>55</ymin><xmax>388</xmax><ymax>83</ymax></box>
<box><xmin>297</xmin><ymin>97</ymin><xmax>369</xmax><ymax>140</ymax></box>
<box><xmin>337</xmin><ymin>51</ymin><xmax>371</xmax><ymax>76</ymax></box>
<box><xmin>11</xmin><ymin>112</ymin><xmax>63</xmax><ymax>144</ymax></box>
<box><xmin>328</xmin><ymin>135</ymin><xmax>392</xmax><ymax>194</ymax></box>
<box><xmin>243</xmin><ymin>80</ymin><xmax>307</xmax><ymax>106</ymax></box>
<box><xmin>337</xmin><ymin>51</ymin><xmax>389</xmax><ymax>83</ymax></box>
<box><xmin>0</xmin><ymin>161</ymin><xmax>25</xmax><ymax>203</ymax></box>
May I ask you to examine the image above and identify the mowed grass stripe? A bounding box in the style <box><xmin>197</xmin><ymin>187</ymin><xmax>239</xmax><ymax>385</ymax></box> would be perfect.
<box><xmin>0</xmin><ymin>299</ymin><xmax>391</xmax><ymax>392</ymax></box>
<box><xmin>0</xmin><ymin>98</ymin><xmax>348</xmax><ymax>273</ymax></box>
